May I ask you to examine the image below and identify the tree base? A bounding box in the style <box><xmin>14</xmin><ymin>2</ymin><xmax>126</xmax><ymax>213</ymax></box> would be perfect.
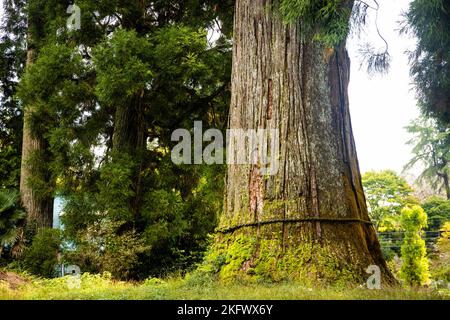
<box><xmin>201</xmin><ymin>224</ymin><xmax>397</xmax><ymax>287</ymax></box>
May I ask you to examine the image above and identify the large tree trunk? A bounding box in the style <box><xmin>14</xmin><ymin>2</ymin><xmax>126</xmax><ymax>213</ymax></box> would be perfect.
<box><xmin>20</xmin><ymin>39</ymin><xmax>53</xmax><ymax>230</ymax></box>
<box><xmin>213</xmin><ymin>0</ymin><xmax>395</xmax><ymax>285</ymax></box>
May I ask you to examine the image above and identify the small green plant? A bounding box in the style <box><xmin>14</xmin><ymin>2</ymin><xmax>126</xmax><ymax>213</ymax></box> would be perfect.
<box><xmin>400</xmin><ymin>206</ymin><xmax>430</xmax><ymax>286</ymax></box>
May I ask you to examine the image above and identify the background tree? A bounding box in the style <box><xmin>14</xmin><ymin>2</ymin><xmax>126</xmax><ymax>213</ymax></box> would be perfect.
<box><xmin>362</xmin><ymin>170</ymin><xmax>417</xmax><ymax>231</ymax></box>
<box><xmin>14</xmin><ymin>0</ymin><xmax>233</xmax><ymax>278</ymax></box>
<box><xmin>420</xmin><ymin>196</ymin><xmax>450</xmax><ymax>254</ymax></box>
<box><xmin>0</xmin><ymin>0</ymin><xmax>27</xmax><ymax>190</ymax></box>
<box><xmin>402</xmin><ymin>0</ymin><xmax>450</xmax><ymax>122</ymax></box>
<box><xmin>362</xmin><ymin>170</ymin><xmax>419</xmax><ymax>260</ymax></box>
<box><xmin>400</xmin><ymin>205</ymin><xmax>430</xmax><ymax>287</ymax></box>
<box><xmin>421</xmin><ymin>196</ymin><xmax>450</xmax><ymax>232</ymax></box>
<box><xmin>18</xmin><ymin>0</ymin><xmax>69</xmax><ymax>230</ymax></box>
<box><xmin>405</xmin><ymin>116</ymin><xmax>450</xmax><ymax>200</ymax></box>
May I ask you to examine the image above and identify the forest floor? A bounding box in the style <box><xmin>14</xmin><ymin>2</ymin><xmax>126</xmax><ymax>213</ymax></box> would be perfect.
<box><xmin>0</xmin><ymin>271</ymin><xmax>449</xmax><ymax>300</ymax></box>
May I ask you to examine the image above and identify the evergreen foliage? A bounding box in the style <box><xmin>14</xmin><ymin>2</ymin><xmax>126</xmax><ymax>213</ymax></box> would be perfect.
<box><xmin>13</xmin><ymin>0</ymin><xmax>232</xmax><ymax>279</ymax></box>
<box><xmin>0</xmin><ymin>0</ymin><xmax>27</xmax><ymax>189</ymax></box>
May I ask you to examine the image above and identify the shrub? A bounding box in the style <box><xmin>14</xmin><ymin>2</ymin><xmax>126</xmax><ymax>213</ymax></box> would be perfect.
<box><xmin>22</xmin><ymin>228</ymin><xmax>61</xmax><ymax>278</ymax></box>
<box><xmin>400</xmin><ymin>206</ymin><xmax>430</xmax><ymax>286</ymax></box>
<box><xmin>430</xmin><ymin>222</ymin><xmax>450</xmax><ymax>282</ymax></box>
<box><xmin>63</xmin><ymin>220</ymin><xmax>150</xmax><ymax>280</ymax></box>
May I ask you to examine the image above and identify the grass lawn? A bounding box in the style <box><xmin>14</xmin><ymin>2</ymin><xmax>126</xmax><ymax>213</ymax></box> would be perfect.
<box><xmin>1</xmin><ymin>272</ymin><xmax>449</xmax><ymax>300</ymax></box>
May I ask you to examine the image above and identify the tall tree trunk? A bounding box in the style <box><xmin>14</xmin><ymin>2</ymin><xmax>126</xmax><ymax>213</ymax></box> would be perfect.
<box><xmin>214</xmin><ymin>0</ymin><xmax>395</xmax><ymax>284</ymax></box>
<box><xmin>109</xmin><ymin>5</ymin><xmax>148</xmax><ymax>223</ymax></box>
<box><xmin>112</xmin><ymin>91</ymin><xmax>147</xmax><ymax>221</ymax></box>
<box><xmin>20</xmin><ymin>36</ymin><xmax>53</xmax><ymax>230</ymax></box>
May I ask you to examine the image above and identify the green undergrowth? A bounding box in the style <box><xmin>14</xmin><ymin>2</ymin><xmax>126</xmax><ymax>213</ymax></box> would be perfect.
<box><xmin>0</xmin><ymin>271</ymin><xmax>448</xmax><ymax>300</ymax></box>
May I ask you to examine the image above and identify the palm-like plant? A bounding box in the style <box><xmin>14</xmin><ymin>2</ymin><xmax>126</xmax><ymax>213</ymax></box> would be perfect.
<box><xmin>0</xmin><ymin>190</ymin><xmax>26</xmax><ymax>257</ymax></box>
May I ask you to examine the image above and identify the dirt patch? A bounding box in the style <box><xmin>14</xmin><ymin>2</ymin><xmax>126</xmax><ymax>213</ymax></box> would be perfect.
<box><xmin>0</xmin><ymin>271</ymin><xmax>29</xmax><ymax>290</ymax></box>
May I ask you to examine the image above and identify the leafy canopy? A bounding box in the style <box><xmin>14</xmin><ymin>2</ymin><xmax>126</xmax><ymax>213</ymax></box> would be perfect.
<box><xmin>362</xmin><ymin>170</ymin><xmax>417</xmax><ymax>231</ymax></box>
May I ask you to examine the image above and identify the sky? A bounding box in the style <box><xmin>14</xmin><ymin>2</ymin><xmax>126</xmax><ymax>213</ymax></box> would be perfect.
<box><xmin>0</xmin><ymin>0</ymin><xmax>420</xmax><ymax>175</ymax></box>
<box><xmin>347</xmin><ymin>0</ymin><xmax>419</xmax><ymax>175</ymax></box>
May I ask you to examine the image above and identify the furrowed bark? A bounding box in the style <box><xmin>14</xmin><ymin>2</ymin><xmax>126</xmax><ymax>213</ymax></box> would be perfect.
<box><xmin>215</xmin><ymin>0</ymin><xmax>395</xmax><ymax>284</ymax></box>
